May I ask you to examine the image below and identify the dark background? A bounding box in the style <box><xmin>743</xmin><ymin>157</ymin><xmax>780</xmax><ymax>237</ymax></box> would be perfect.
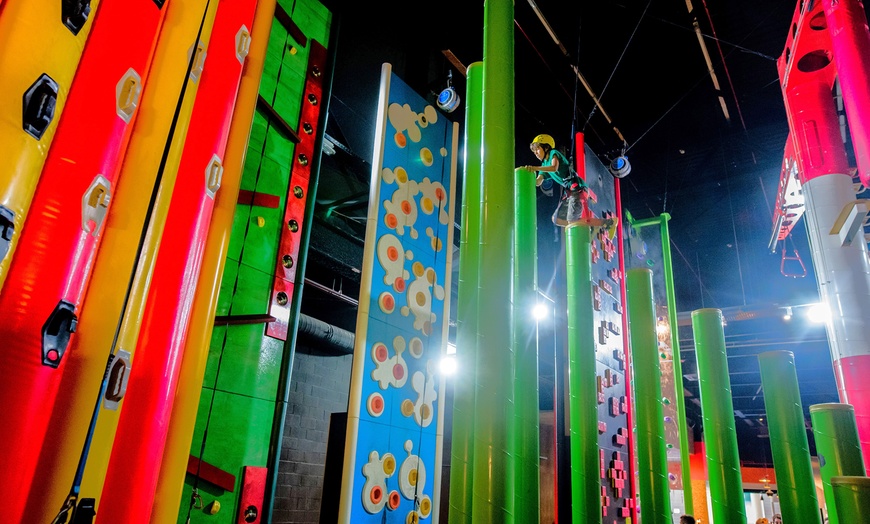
<box><xmin>300</xmin><ymin>0</ymin><xmax>870</xmax><ymax>468</ymax></box>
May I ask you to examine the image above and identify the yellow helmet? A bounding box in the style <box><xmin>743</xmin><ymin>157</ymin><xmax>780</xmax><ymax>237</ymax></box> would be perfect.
<box><xmin>756</xmin><ymin>519</ymin><xmax>769</xmax><ymax>524</ymax></box>
<box><xmin>531</xmin><ymin>133</ymin><xmax>555</xmax><ymax>149</ymax></box>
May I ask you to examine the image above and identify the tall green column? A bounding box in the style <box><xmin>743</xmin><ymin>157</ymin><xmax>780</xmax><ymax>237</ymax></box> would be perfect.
<box><xmin>659</xmin><ymin>214</ymin><xmax>694</xmax><ymax>515</ymax></box>
<box><xmin>626</xmin><ymin>268</ymin><xmax>671</xmax><ymax>523</ymax></box>
<box><xmin>471</xmin><ymin>0</ymin><xmax>516</xmax><ymax>521</ymax></box>
<box><xmin>629</xmin><ymin>214</ymin><xmax>694</xmax><ymax>514</ymax></box>
<box><xmin>757</xmin><ymin>350</ymin><xmax>821</xmax><ymax>524</ymax></box>
<box><xmin>565</xmin><ymin>224</ymin><xmax>601</xmax><ymax>524</ymax></box>
<box><xmin>513</xmin><ymin>167</ymin><xmax>539</xmax><ymax>522</ymax></box>
<box><xmin>810</xmin><ymin>403</ymin><xmax>867</xmax><ymax>524</ymax></box>
<box><xmin>831</xmin><ymin>476</ymin><xmax>870</xmax><ymax>521</ymax></box>
<box><xmin>449</xmin><ymin>60</ymin><xmax>483</xmax><ymax>524</ymax></box>
<box><xmin>691</xmin><ymin>308</ymin><xmax>746</xmax><ymax>524</ymax></box>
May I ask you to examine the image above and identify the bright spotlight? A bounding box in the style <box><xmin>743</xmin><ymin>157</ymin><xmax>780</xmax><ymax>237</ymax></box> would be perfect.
<box><xmin>807</xmin><ymin>303</ymin><xmax>831</xmax><ymax>323</ymax></box>
<box><xmin>783</xmin><ymin>306</ymin><xmax>793</xmax><ymax>321</ymax></box>
<box><xmin>440</xmin><ymin>355</ymin><xmax>457</xmax><ymax>375</ymax></box>
<box><xmin>532</xmin><ymin>303</ymin><xmax>549</xmax><ymax>320</ymax></box>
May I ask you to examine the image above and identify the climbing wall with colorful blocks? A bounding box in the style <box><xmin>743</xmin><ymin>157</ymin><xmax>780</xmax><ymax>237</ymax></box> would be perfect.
<box><xmin>578</xmin><ymin>142</ymin><xmax>635</xmax><ymax>523</ymax></box>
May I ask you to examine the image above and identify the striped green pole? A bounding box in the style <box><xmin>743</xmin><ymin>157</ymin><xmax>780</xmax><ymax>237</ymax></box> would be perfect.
<box><xmin>565</xmin><ymin>224</ymin><xmax>601</xmax><ymax>524</ymax></box>
<box><xmin>831</xmin><ymin>476</ymin><xmax>870</xmax><ymax>521</ymax></box>
<box><xmin>757</xmin><ymin>351</ymin><xmax>821</xmax><ymax>524</ymax></box>
<box><xmin>448</xmin><ymin>61</ymin><xmax>483</xmax><ymax>524</ymax></box>
<box><xmin>627</xmin><ymin>268</ymin><xmax>672</xmax><ymax>523</ymax></box>
<box><xmin>513</xmin><ymin>167</ymin><xmax>539</xmax><ymax>522</ymax></box>
<box><xmin>629</xmin><ymin>214</ymin><xmax>694</xmax><ymax>514</ymax></box>
<box><xmin>471</xmin><ymin>0</ymin><xmax>516</xmax><ymax>521</ymax></box>
<box><xmin>691</xmin><ymin>308</ymin><xmax>746</xmax><ymax>524</ymax></box>
<box><xmin>810</xmin><ymin>403</ymin><xmax>867</xmax><ymax>524</ymax></box>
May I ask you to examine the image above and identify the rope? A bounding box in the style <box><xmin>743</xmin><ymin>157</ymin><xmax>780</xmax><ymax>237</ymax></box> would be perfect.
<box><xmin>584</xmin><ymin>0</ymin><xmax>653</xmax><ymax>130</ymax></box>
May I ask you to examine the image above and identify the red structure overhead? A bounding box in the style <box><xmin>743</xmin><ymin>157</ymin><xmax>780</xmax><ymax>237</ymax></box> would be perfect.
<box><xmin>776</xmin><ymin>0</ymin><xmax>849</xmax><ymax>183</ymax></box>
<box><xmin>769</xmin><ymin>135</ymin><xmax>804</xmax><ymax>250</ymax></box>
<box><xmin>822</xmin><ymin>0</ymin><xmax>870</xmax><ymax>188</ymax></box>
<box><xmin>776</xmin><ymin>0</ymin><xmax>870</xmax><ymax>461</ymax></box>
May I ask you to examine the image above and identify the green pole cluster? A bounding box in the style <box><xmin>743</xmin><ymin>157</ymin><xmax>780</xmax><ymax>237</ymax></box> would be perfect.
<box><xmin>628</xmin><ymin>214</ymin><xmax>694</xmax><ymax>514</ymax></box>
<box><xmin>448</xmin><ymin>61</ymin><xmax>483</xmax><ymax>524</ymax></box>
<box><xmin>565</xmin><ymin>224</ymin><xmax>601</xmax><ymax>524</ymax></box>
<box><xmin>471</xmin><ymin>0</ymin><xmax>516</xmax><ymax>521</ymax></box>
<box><xmin>691</xmin><ymin>308</ymin><xmax>746</xmax><ymax>524</ymax></box>
<box><xmin>626</xmin><ymin>268</ymin><xmax>672</xmax><ymax>523</ymax></box>
<box><xmin>810</xmin><ymin>403</ymin><xmax>867</xmax><ymax>524</ymax></box>
<box><xmin>513</xmin><ymin>167</ymin><xmax>539</xmax><ymax>522</ymax></box>
<box><xmin>831</xmin><ymin>476</ymin><xmax>870</xmax><ymax>522</ymax></box>
<box><xmin>757</xmin><ymin>350</ymin><xmax>821</xmax><ymax>524</ymax></box>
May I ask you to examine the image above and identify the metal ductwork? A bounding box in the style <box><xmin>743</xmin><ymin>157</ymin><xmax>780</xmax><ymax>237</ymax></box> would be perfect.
<box><xmin>297</xmin><ymin>313</ymin><xmax>354</xmax><ymax>355</ymax></box>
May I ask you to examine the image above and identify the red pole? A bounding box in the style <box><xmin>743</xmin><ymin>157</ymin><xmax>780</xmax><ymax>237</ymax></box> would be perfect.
<box><xmin>574</xmin><ymin>132</ymin><xmax>593</xmax><ymax>220</ymax></box>
<box><xmin>0</xmin><ymin>2</ymin><xmax>166</xmax><ymax>519</ymax></box>
<box><xmin>96</xmin><ymin>0</ymin><xmax>258</xmax><ymax>520</ymax></box>
<box><xmin>615</xmin><ymin>175</ymin><xmax>637</xmax><ymax>522</ymax></box>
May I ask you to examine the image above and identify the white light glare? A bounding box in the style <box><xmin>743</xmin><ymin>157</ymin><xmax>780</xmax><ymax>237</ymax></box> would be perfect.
<box><xmin>446</xmin><ymin>342</ymin><xmax>457</xmax><ymax>355</ymax></box>
<box><xmin>440</xmin><ymin>355</ymin><xmax>457</xmax><ymax>375</ymax></box>
<box><xmin>807</xmin><ymin>303</ymin><xmax>831</xmax><ymax>324</ymax></box>
<box><xmin>783</xmin><ymin>306</ymin><xmax>793</xmax><ymax>321</ymax></box>
<box><xmin>532</xmin><ymin>303</ymin><xmax>549</xmax><ymax>320</ymax></box>
<box><xmin>656</xmin><ymin>323</ymin><xmax>669</xmax><ymax>335</ymax></box>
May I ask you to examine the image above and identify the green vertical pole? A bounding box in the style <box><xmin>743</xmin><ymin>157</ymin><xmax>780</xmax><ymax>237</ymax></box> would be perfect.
<box><xmin>659</xmin><ymin>213</ymin><xmax>694</xmax><ymax>515</ymax></box>
<box><xmin>471</xmin><ymin>0</ymin><xmax>515</xmax><ymax>521</ymax></box>
<box><xmin>757</xmin><ymin>350</ymin><xmax>822</xmax><ymax>524</ymax></box>
<box><xmin>448</xmin><ymin>61</ymin><xmax>483</xmax><ymax>524</ymax></box>
<box><xmin>628</xmin><ymin>214</ymin><xmax>694</xmax><ymax>514</ymax></box>
<box><xmin>831</xmin><ymin>476</ymin><xmax>870</xmax><ymax>521</ymax></box>
<box><xmin>691</xmin><ymin>308</ymin><xmax>746</xmax><ymax>524</ymax></box>
<box><xmin>565</xmin><ymin>224</ymin><xmax>601</xmax><ymax>524</ymax></box>
<box><xmin>513</xmin><ymin>166</ymin><xmax>539</xmax><ymax>523</ymax></box>
<box><xmin>626</xmin><ymin>268</ymin><xmax>672</xmax><ymax>523</ymax></box>
<box><xmin>810</xmin><ymin>403</ymin><xmax>867</xmax><ymax>524</ymax></box>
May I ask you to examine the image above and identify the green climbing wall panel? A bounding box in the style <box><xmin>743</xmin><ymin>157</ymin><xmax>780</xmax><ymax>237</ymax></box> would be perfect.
<box><xmin>179</xmin><ymin>0</ymin><xmax>332</xmax><ymax>521</ymax></box>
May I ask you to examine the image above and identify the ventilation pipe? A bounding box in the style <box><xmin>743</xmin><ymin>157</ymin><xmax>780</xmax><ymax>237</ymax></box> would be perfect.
<box><xmin>296</xmin><ymin>313</ymin><xmax>354</xmax><ymax>355</ymax></box>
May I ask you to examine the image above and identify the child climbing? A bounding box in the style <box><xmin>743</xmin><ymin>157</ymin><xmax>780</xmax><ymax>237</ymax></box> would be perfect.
<box><xmin>520</xmin><ymin>133</ymin><xmax>615</xmax><ymax>236</ymax></box>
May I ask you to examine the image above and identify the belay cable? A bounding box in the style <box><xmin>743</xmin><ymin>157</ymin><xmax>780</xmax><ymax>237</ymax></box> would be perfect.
<box><xmin>582</xmin><ymin>0</ymin><xmax>653</xmax><ymax>133</ymax></box>
<box><xmin>51</xmin><ymin>1</ymin><xmax>213</xmax><ymax>522</ymax></box>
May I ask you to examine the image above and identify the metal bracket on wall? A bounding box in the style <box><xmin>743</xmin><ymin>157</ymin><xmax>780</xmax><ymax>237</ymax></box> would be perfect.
<box><xmin>267</xmin><ymin>41</ymin><xmax>327</xmax><ymax>340</ymax></box>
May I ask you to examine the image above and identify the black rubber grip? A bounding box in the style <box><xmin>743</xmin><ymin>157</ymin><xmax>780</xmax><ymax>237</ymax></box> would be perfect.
<box><xmin>0</xmin><ymin>206</ymin><xmax>14</xmax><ymax>263</ymax></box>
<box><xmin>42</xmin><ymin>300</ymin><xmax>78</xmax><ymax>368</ymax></box>
<box><xmin>62</xmin><ymin>0</ymin><xmax>92</xmax><ymax>35</ymax></box>
<box><xmin>22</xmin><ymin>74</ymin><xmax>59</xmax><ymax>140</ymax></box>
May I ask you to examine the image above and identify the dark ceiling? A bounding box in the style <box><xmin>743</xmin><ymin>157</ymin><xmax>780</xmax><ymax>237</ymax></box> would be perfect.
<box><xmin>301</xmin><ymin>0</ymin><xmax>869</xmax><ymax>466</ymax></box>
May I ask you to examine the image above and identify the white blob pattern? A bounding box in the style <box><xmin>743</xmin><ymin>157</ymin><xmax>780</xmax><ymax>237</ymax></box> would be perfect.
<box><xmin>370</xmin><ymin>335</ymin><xmax>409</xmax><ymax>389</ymax></box>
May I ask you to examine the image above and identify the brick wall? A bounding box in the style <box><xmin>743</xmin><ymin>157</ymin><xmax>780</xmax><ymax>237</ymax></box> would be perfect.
<box><xmin>272</xmin><ymin>348</ymin><xmax>353</xmax><ymax>523</ymax></box>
